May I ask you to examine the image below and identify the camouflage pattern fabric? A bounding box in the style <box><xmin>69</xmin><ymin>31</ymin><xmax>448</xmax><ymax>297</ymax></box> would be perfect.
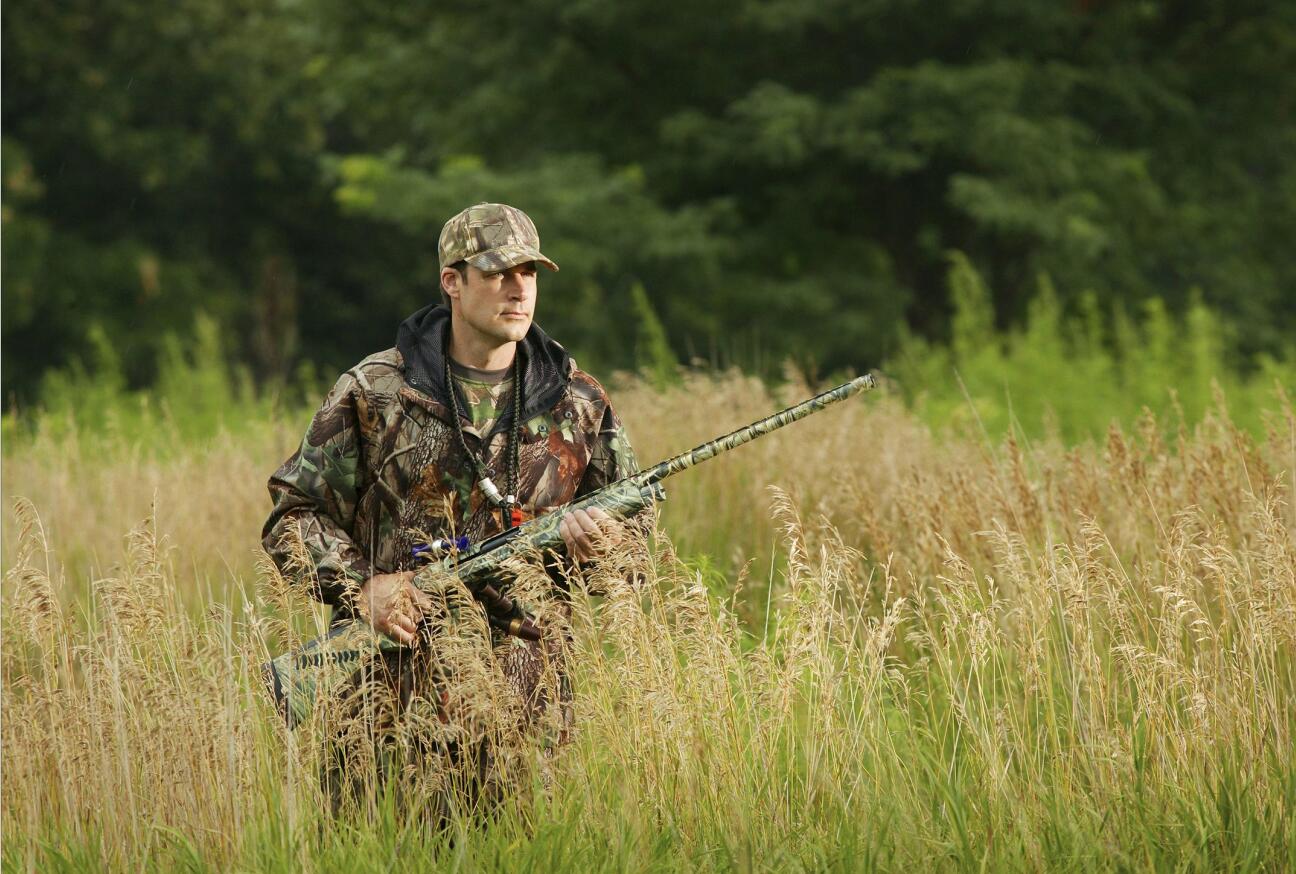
<box><xmin>451</xmin><ymin>370</ymin><xmax>512</xmax><ymax>442</ymax></box>
<box><xmin>262</xmin><ymin>344</ymin><xmax>638</xmax><ymax>798</ymax></box>
<box><xmin>263</xmin><ymin>346</ymin><xmax>638</xmax><ymax>610</ymax></box>
<box><xmin>438</xmin><ymin>202</ymin><xmax>559</xmax><ymax>273</ymax></box>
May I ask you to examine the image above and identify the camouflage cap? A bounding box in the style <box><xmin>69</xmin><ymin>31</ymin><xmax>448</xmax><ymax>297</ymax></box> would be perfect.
<box><xmin>438</xmin><ymin>202</ymin><xmax>559</xmax><ymax>273</ymax></box>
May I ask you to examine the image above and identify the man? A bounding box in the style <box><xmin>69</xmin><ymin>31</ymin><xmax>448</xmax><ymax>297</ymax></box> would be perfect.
<box><xmin>261</xmin><ymin>202</ymin><xmax>640</xmax><ymax>802</ymax></box>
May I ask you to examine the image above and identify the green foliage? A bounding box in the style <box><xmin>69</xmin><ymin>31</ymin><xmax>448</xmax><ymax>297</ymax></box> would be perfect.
<box><xmin>889</xmin><ymin>255</ymin><xmax>1296</xmax><ymax>442</ymax></box>
<box><xmin>628</xmin><ymin>283</ymin><xmax>679</xmax><ymax>387</ymax></box>
<box><xmin>11</xmin><ymin>254</ymin><xmax>1291</xmax><ymax>455</ymax></box>
<box><xmin>4</xmin><ymin>0</ymin><xmax>1294</xmax><ymax>407</ymax></box>
<box><xmin>948</xmin><ymin>251</ymin><xmax>998</xmax><ymax>368</ymax></box>
<box><xmin>31</xmin><ymin>325</ymin><xmax>133</xmax><ymax>441</ymax></box>
<box><xmin>325</xmin><ymin>149</ymin><xmax>725</xmax><ymax>376</ymax></box>
<box><xmin>13</xmin><ymin>314</ymin><xmax>295</xmax><ymax>452</ymax></box>
<box><xmin>1</xmin><ymin>0</ymin><xmax>391</xmax><ymax>395</ymax></box>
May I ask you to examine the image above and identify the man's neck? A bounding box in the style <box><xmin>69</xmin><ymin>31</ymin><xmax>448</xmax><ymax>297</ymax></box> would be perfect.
<box><xmin>447</xmin><ymin>315</ymin><xmax>517</xmax><ymax>371</ymax></box>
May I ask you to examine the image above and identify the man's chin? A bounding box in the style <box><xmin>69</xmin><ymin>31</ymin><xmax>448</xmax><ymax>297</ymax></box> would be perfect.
<box><xmin>495</xmin><ymin>319</ymin><xmax>532</xmax><ymax>342</ymax></box>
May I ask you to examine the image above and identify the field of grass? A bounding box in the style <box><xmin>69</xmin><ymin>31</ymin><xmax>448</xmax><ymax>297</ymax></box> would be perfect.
<box><xmin>3</xmin><ymin>366</ymin><xmax>1294</xmax><ymax>872</ymax></box>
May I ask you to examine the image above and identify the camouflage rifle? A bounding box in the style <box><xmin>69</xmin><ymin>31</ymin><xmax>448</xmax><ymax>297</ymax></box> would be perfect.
<box><xmin>264</xmin><ymin>373</ymin><xmax>876</xmax><ymax>727</ymax></box>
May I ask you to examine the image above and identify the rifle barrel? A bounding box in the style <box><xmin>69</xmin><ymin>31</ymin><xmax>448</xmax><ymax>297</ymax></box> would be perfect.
<box><xmin>642</xmin><ymin>374</ymin><xmax>876</xmax><ymax>485</ymax></box>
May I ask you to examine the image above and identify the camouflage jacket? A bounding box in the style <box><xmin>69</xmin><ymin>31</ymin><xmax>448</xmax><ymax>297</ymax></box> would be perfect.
<box><xmin>262</xmin><ymin>305</ymin><xmax>638</xmax><ymax>619</ymax></box>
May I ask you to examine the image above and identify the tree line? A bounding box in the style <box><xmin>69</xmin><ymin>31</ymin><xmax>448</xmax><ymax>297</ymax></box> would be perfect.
<box><xmin>4</xmin><ymin>0</ymin><xmax>1293</xmax><ymax>402</ymax></box>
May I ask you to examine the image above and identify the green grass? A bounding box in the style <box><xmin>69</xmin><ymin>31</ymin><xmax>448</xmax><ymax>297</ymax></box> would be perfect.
<box><xmin>888</xmin><ymin>254</ymin><xmax>1294</xmax><ymax>443</ymax></box>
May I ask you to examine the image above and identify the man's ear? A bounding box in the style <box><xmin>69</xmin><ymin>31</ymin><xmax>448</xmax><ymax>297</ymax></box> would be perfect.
<box><xmin>440</xmin><ymin>267</ymin><xmax>461</xmax><ymax>301</ymax></box>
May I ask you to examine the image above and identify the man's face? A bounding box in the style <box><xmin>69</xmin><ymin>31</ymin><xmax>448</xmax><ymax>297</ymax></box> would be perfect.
<box><xmin>443</xmin><ymin>261</ymin><xmax>538</xmax><ymax>346</ymax></box>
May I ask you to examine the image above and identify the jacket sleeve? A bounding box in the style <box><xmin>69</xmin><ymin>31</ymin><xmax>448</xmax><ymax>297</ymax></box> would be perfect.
<box><xmin>567</xmin><ymin>401</ymin><xmax>653</xmax><ymax>596</ymax></box>
<box><xmin>577</xmin><ymin>401</ymin><xmax>641</xmax><ymax>494</ymax></box>
<box><xmin>261</xmin><ymin>371</ymin><xmax>374</xmax><ymax>609</ymax></box>
<box><xmin>578</xmin><ymin>400</ymin><xmax>657</xmax><ymax>533</ymax></box>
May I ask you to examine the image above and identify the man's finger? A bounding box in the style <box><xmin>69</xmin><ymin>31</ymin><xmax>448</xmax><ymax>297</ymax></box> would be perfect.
<box><xmin>564</xmin><ymin>516</ymin><xmax>591</xmax><ymax>562</ymax></box>
<box><xmin>573</xmin><ymin>509</ymin><xmax>602</xmax><ymax>539</ymax></box>
<box><xmin>383</xmin><ymin>615</ymin><xmax>416</xmax><ymax>646</ymax></box>
<box><xmin>407</xmin><ymin>582</ymin><xmax>434</xmax><ymax>613</ymax></box>
<box><xmin>592</xmin><ymin>515</ymin><xmax>624</xmax><ymax>545</ymax></box>
<box><xmin>586</xmin><ymin>507</ymin><xmax>624</xmax><ymax>541</ymax></box>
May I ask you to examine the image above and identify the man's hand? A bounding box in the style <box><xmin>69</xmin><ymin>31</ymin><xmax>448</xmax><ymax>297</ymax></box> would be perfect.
<box><xmin>358</xmin><ymin>571</ymin><xmax>434</xmax><ymax>646</ymax></box>
<box><xmin>558</xmin><ymin>507</ymin><xmax>626</xmax><ymax>563</ymax></box>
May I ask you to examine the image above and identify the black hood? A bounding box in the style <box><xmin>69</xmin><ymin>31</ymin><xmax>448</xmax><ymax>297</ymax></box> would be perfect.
<box><xmin>395</xmin><ymin>304</ymin><xmax>571</xmax><ymax>427</ymax></box>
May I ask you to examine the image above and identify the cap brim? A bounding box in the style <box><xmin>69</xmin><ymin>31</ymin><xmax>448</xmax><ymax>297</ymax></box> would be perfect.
<box><xmin>467</xmin><ymin>244</ymin><xmax>559</xmax><ymax>273</ymax></box>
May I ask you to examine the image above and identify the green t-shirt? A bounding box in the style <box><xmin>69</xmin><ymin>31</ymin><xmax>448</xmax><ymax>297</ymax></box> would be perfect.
<box><xmin>449</xmin><ymin>360</ymin><xmax>513</xmax><ymax>437</ymax></box>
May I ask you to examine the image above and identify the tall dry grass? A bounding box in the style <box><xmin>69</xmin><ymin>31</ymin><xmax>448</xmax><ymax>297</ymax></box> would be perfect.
<box><xmin>3</xmin><ymin>373</ymin><xmax>1294</xmax><ymax>871</ymax></box>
